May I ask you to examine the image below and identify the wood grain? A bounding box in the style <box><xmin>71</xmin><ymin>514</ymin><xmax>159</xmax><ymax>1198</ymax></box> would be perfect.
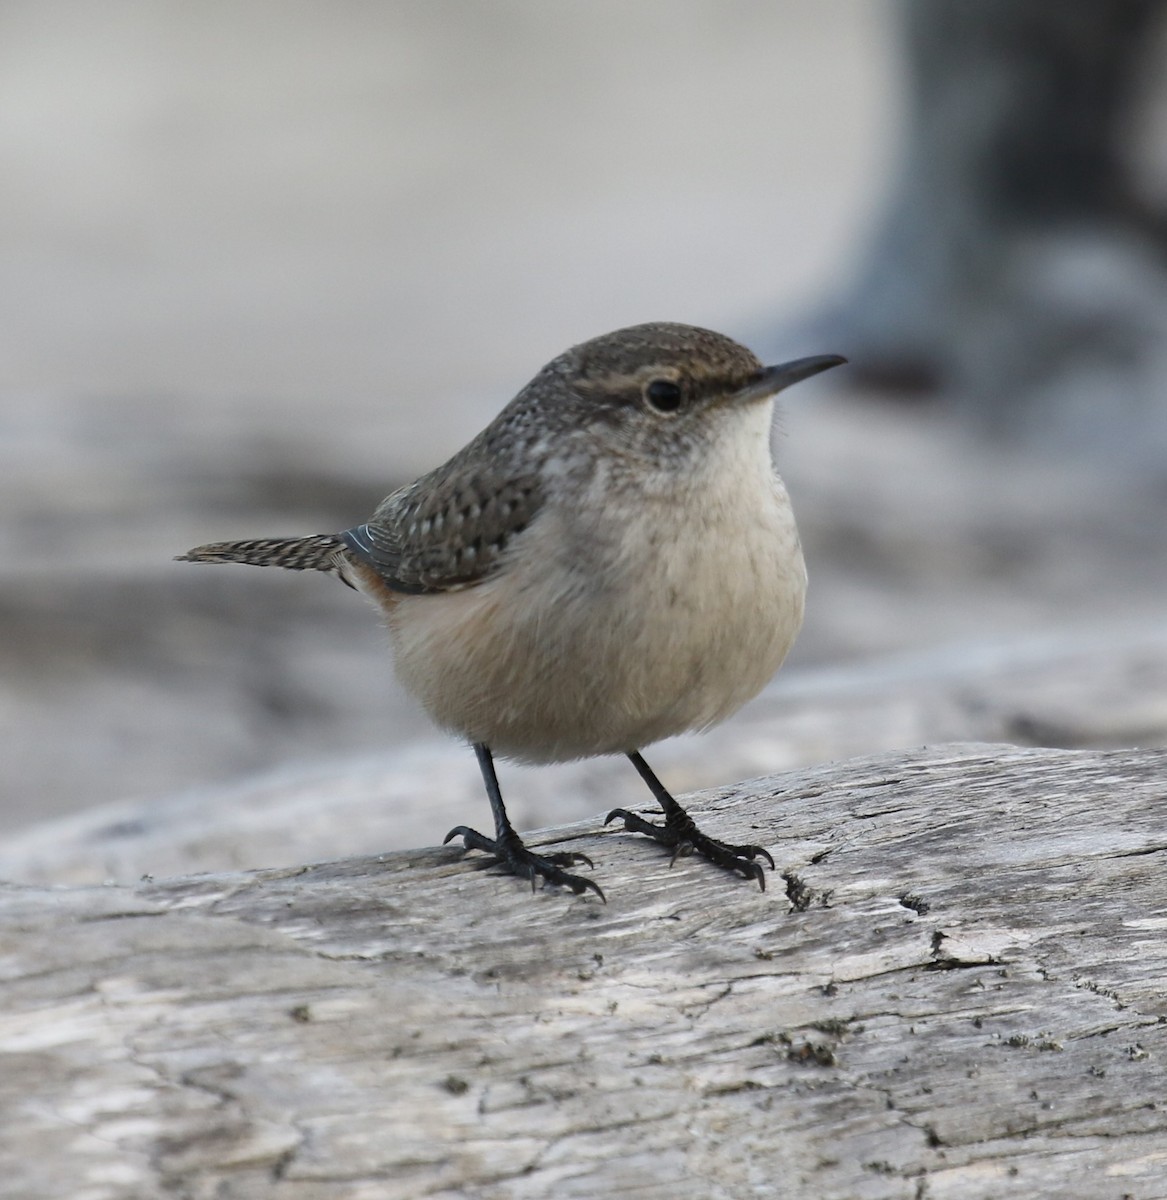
<box><xmin>3</xmin><ymin>743</ymin><xmax>1166</xmax><ymax>1199</ymax></box>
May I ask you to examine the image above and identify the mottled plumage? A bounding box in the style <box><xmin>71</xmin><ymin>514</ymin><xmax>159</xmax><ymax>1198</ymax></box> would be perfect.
<box><xmin>342</xmin><ymin>322</ymin><xmax>773</xmax><ymax>595</ymax></box>
<box><xmin>339</xmin><ymin>470</ymin><xmax>543</xmax><ymax>594</ymax></box>
<box><xmin>178</xmin><ymin>322</ymin><xmax>845</xmax><ymax>899</ymax></box>
<box><xmin>177</xmin><ymin>533</ymin><xmax>346</xmax><ymax>573</ymax></box>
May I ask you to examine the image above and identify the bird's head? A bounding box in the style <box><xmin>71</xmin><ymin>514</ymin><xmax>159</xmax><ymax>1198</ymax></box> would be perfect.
<box><xmin>521</xmin><ymin>322</ymin><xmax>845</xmax><ymax>471</ymax></box>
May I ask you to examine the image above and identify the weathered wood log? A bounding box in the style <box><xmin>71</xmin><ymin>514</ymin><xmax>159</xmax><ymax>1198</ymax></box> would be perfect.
<box><xmin>3</xmin><ymin>743</ymin><xmax>1166</xmax><ymax>1199</ymax></box>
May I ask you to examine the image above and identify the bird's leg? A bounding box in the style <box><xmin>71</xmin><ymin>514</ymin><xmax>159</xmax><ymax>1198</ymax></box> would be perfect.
<box><xmin>444</xmin><ymin>744</ymin><xmax>604</xmax><ymax>900</ymax></box>
<box><xmin>606</xmin><ymin>751</ymin><xmax>774</xmax><ymax>890</ymax></box>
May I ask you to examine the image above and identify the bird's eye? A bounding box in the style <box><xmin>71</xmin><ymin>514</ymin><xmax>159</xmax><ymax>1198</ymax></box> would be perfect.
<box><xmin>643</xmin><ymin>378</ymin><xmax>683</xmax><ymax>414</ymax></box>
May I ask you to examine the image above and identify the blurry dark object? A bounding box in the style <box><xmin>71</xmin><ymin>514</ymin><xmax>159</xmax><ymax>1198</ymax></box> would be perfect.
<box><xmin>830</xmin><ymin>0</ymin><xmax>1167</xmax><ymax>465</ymax></box>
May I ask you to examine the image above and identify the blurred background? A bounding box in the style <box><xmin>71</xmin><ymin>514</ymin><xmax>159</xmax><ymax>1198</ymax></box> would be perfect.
<box><xmin>3</xmin><ymin>1</ymin><xmax>1166</xmax><ymax>859</ymax></box>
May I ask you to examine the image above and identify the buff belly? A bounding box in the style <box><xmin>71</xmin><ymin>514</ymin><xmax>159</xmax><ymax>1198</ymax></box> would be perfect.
<box><xmin>366</xmin><ymin>476</ymin><xmax>807</xmax><ymax>764</ymax></box>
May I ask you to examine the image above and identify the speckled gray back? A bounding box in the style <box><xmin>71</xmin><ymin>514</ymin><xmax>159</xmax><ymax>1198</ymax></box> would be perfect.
<box><xmin>340</xmin><ymin>322</ymin><xmax>765</xmax><ymax>595</ymax></box>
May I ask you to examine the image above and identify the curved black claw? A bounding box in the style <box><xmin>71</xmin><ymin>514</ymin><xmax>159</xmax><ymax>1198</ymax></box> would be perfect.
<box><xmin>444</xmin><ymin>825</ymin><xmax>605</xmax><ymax>901</ymax></box>
<box><xmin>605</xmin><ymin>807</ymin><xmax>774</xmax><ymax>891</ymax></box>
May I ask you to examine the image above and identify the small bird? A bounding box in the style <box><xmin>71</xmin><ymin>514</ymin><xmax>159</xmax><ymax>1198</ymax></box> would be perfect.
<box><xmin>179</xmin><ymin>323</ymin><xmax>844</xmax><ymax>899</ymax></box>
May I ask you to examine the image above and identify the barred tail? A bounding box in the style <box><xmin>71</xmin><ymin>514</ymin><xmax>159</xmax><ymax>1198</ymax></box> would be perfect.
<box><xmin>176</xmin><ymin>533</ymin><xmax>347</xmax><ymax>573</ymax></box>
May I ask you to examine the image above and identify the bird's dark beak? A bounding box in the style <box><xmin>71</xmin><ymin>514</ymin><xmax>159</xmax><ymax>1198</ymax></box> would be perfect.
<box><xmin>735</xmin><ymin>354</ymin><xmax>847</xmax><ymax>404</ymax></box>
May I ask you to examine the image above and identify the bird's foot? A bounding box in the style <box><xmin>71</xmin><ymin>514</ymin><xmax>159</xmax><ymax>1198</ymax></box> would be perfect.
<box><xmin>443</xmin><ymin>825</ymin><xmax>605</xmax><ymax>900</ymax></box>
<box><xmin>604</xmin><ymin>805</ymin><xmax>774</xmax><ymax>891</ymax></box>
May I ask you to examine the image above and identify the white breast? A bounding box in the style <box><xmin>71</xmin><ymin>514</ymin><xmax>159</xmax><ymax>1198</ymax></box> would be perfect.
<box><xmin>382</xmin><ymin>402</ymin><xmax>806</xmax><ymax>763</ymax></box>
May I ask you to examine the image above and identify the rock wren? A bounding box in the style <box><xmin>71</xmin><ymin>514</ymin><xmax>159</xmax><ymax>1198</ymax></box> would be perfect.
<box><xmin>179</xmin><ymin>323</ymin><xmax>844</xmax><ymax>899</ymax></box>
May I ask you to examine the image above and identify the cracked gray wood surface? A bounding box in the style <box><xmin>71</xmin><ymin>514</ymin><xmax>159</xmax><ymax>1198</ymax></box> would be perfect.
<box><xmin>2</xmin><ymin>743</ymin><xmax>1166</xmax><ymax>1199</ymax></box>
